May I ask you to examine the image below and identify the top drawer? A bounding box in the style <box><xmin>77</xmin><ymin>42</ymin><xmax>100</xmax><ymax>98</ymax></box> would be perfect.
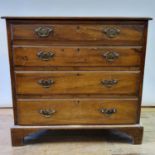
<box><xmin>12</xmin><ymin>23</ymin><xmax>144</xmax><ymax>45</ymax></box>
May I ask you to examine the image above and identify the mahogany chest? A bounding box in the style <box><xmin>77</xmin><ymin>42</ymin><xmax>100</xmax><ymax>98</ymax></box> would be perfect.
<box><xmin>3</xmin><ymin>17</ymin><xmax>152</xmax><ymax>146</ymax></box>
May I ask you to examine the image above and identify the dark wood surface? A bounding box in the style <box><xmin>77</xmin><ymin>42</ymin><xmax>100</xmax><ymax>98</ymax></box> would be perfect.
<box><xmin>15</xmin><ymin>71</ymin><xmax>140</xmax><ymax>95</ymax></box>
<box><xmin>2</xmin><ymin>16</ymin><xmax>152</xmax><ymax>20</ymax></box>
<box><xmin>11</xmin><ymin>124</ymin><xmax>143</xmax><ymax>146</ymax></box>
<box><xmin>4</xmin><ymin>17</ymin><xmax>150</xmax><ymax>146</ymax></box>
<box><xmin>16</xmin><ymin>99</ymin><xmax>138</xmax><ymax>125</ymax></box>
<box><xmin>12</xmin><ymin>23</ymin><xmax>144</xmax><ymax>45</ymax></box>
<box><xmin>13</xmin><ymin>46</ymin><xmax>142</xmax><ymax>67</ymax></box>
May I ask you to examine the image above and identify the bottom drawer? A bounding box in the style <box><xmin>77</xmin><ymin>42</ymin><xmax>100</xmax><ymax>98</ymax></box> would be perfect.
<box><xmin>16</xmin><ymin>99</ymin><xmax>139</xmax><ymax>125</ymax></box>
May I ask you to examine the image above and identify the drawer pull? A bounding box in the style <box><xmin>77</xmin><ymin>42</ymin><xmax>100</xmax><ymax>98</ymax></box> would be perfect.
<box><xmin>103</xmin><ymin>52</ymin><xmax>119</xmax><ymax>62</ymax></box>
<box><xmin>101</xmin><ymin>79</ymin><xmax>118</xmax><ymax>88</ymax></box>
<box><xmin>37</xmin><ymin>51</ymin><xmax>55</xmax><ymax>61</ymax></box>
<box><xmin>103</xmin><ymin>27</ymin><xmax>120</xmax><ymax>38</ymax></box>
<box><xmin>35</xmin><ymin>26</ymin><xmax>53</xmax><ymax>37</ymax></box>
<box><xmin>39</xmin><ymin>109</ymin><xmax>56</xmax><ymax>118</ymax></box>
<box><xmin>100</xmin><ymin>108</ymin><xmax>117</xmax><ymax>116</ymax></box>
<box><xmin>38</xmin><ymin>79</ymin><xmax>54</xmax><ymax>88</ymax></box>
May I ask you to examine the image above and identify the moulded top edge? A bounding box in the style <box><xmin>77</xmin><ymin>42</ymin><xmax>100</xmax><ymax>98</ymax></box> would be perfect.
<box><xmin>1</xmin><ymin>16</ymin><xmax>153</xmax><ymax>20</ymax></box>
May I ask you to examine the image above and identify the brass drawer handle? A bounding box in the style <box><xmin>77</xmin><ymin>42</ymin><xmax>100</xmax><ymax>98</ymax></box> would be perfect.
<box><xmin>100</xmin><ymin>108</ymin><xmax>117</xmax><ymax>116</ymax></box>
<box><xmin>37</xmin><ymin>51</ymin><xmax>55</xmax><ymax>61</ymax></box>
<box><xmin>103</xmin><ymin>52</ymin><xmax>119</xmax><ymax>62</ymax></box>
<box><xmin>103</xmin><ymin>27</ymin><xmax>120</xmax><ymax>38</ymax></box>
<box><xmin>38</xmin><ymin>79</ymin><xmax>54</xmax><ymax>88</ymax></box>
<box><xmin>39</xmin><ymin>109</ymin><xmax>56</xmax><ymax>118</ymax></box>
<box><xmin>101</xmin><ymin>79</ymin><xmax>118</xmax><ymax>88</ymax></box>
<box><xmin>35</xmin><ymin>26</ymin><xmax>53</xmax><ymax>37</ymax></box>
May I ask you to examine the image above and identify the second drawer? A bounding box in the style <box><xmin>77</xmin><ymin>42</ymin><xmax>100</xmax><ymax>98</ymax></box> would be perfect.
<box><xmin>13</xmin><ymin>47</ymin><xmax>142</xmax><ymax>67</ymax></box>
<box><xmin>15</xmin><ymin>71</ymin><xmax>140</xmax><ymax>95</ymax></box>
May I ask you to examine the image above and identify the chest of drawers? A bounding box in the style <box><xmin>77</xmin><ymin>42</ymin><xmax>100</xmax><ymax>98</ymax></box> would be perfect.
<box><xmin>3</xmin><ymin>17</ymin><xmax>151</xmax><ymax>146</ymax></box>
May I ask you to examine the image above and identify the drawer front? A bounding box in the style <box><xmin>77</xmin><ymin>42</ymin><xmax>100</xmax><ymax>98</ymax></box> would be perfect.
<box><xmin>12</xmin><ymin>24</ymin><xmax>144</xmax><ymax>45</ymax></box>
<box><xmin>17</xmin><ymin>99</ymin><xmax>138</xmax><ymax>125</ymax></box>
<box><xmin>15</xmin><ymin>71</ymin><xmax>140</xmax><ymax>95</ymax></box>
<box><xmin>14</xmin><ymin>47</ymin><xmax>142</xmax><ymax>67</ymax></box>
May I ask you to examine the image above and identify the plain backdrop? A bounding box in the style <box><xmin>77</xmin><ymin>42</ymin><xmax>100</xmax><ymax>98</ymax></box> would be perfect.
<box><xmin>0</xmin><ymin>0</ymin><xmax>155</xmax><ymax>107</ymax></box>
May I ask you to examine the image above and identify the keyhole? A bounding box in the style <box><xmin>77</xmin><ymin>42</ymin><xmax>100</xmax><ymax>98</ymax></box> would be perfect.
<box><xmin>76</xmin><ymin>100</ymin><xmax>80</xmax><ymax>105</ymax></box>
<box><xmin>76</xmin><ymin>25</ymin><xmax>80</xmax><ymax>30</ymax></box>
<box><xmin>76</xmin><ymin>25</ymin><xmax>80</xmax><ymax>32</ymax></box>
<box><xmin>76</xmin><ymin>48</ymin><xmax>80</xmax><ymax>53</ymax></box>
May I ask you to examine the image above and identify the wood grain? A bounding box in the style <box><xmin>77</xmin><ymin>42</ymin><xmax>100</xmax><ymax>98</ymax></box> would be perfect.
<box><xmin>3</xmin><ymin>17</ymin><xmax>151</xmax><ymax>146</ymax></box>
<box><xmin>13</xmin><ymin>46</ymin><xmax>142</xmax><ymax>67</ymax></box>
<box><xmin>16</xmin><ymin>98</ymin><xmax>138</xmax><ymax>125</ymax></box>
<box><xmin>15</xmin><ymin>71</ymin><xmax>140</xmax><ymax>95</ymax></box>
<box><xmin>12</xmin><ymin>24</ymin><xmax>144</xmax><ymax>45</ymax></box>
<box><xmin>3</xmin><ymin>108</ymin><xmax>155</xmax><ymax>149</ymax></box>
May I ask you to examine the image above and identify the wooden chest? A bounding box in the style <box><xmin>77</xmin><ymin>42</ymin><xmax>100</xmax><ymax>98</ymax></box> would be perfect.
<box><xmin>3</xmin><ymin>17</ymin><xmax>152</xmax><ymax>146</ymax></box>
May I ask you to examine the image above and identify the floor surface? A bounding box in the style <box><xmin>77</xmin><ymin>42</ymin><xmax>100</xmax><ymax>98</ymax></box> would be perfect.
<box><xmin>0</xmin><ymin>108</ymin><xmax>155</xmax><ymax>155</ymax></box>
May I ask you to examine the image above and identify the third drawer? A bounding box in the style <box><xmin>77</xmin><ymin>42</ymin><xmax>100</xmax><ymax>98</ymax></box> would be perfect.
<box><xmin>15</xmin><ymin>71</ymin><xmax>140</xmax><ymax>95</ymax></box>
